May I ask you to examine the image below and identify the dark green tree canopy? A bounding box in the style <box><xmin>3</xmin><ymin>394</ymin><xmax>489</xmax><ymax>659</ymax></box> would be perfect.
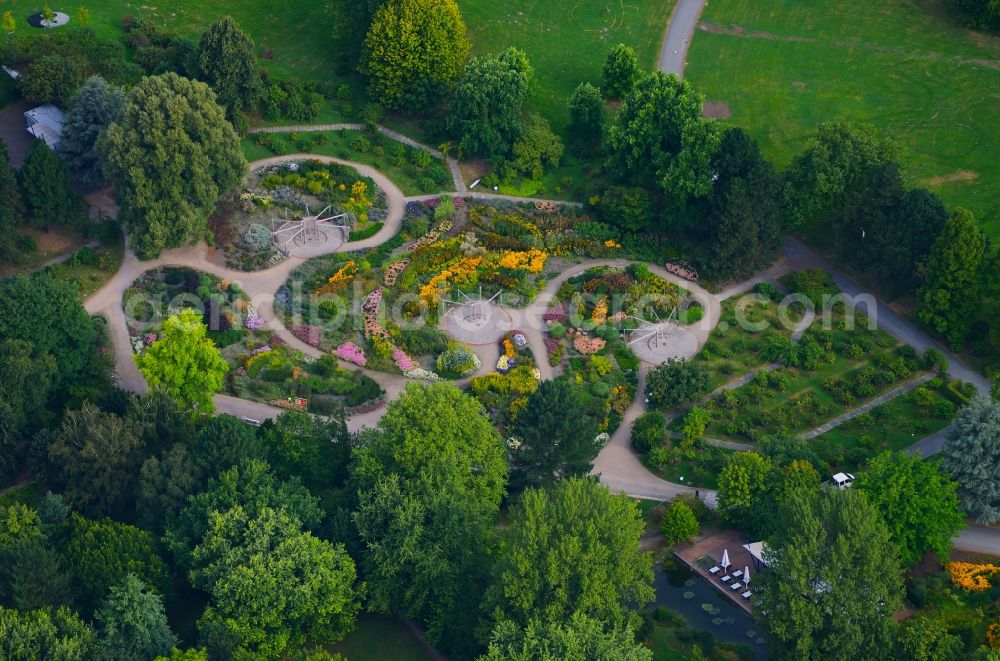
<box><xmin>782</xmin><ymin>121</ymin><xmax>899</xmax><ymax>228</ymax></box>
<box><xmin>698</xmin><ymin>127</ymin><xmax>784</xmax><ymax>281</ymax></box>
<box><xmin>606</xmin><ymin>71</ymin><xmax>718</xmax><ymax>204</ymax></box>
<box><xmin>941</xmin><ymin>394</ymin><xmax>1000</xmax><ymax>524</ymax></box>
<box><xmin>0</xmin><ymin>272</ymin><xmax>96</xmax><ymax>396</ymax></box>
<box><xmin>566</xmin><ymin>82</ymin><xmax>606</xmax><ymax>150</ymax></box>
<box><xmin>361</xmin><ymin>0</ymin><xmax>471</xmax><ymax>111</ymax></box>
<box><xmin>510</xmin><ymin>379</ymin><xmax>601</xmax><ymax>489</ymax></box>
<box><xmin>0</xmin><ymin>137</ymin><xmax>22</xmax><ymax>247</ymax></box>
<box><xmin>917</xmin><ymin>207</ymin><xmax>987</xmax><ymax>348</ymax></box>
<box><xmin>18</xmin><ymin>140</ymin><xmax>78</xmax><ymax>230</ymax></box>
<box><xmin>58</xmin><ymin>75</ymin><xmax>125</xmax><ymax>188</ymax></box>
<box><xmin>601</xmin><ymin>44</ymin><xmax>641</xmax><ymax>99</ymax></box>
<box><xmin>100</xmin><ymin>72</ymin><xmax>246</xmax><ymax>259</ymax></box>
<box><xmin>646</xmin><ymin>358</ymin><xmax>710</xmax><ymax>407</ymax></box>
<box><xmin>19</xmin><ymin>53</ymin><xmax>86</xmax><ymax>106</ymax></box>
<box><xmin>446</xmin><ymin>47</ymin><xmax>533</xmax><ymax>163</ymax></box>
<box><xmin>95</xmin><ymin>574</ymin><xmax>177</xmax><ymax>660</ymax></box>
<box><xmin>190</xmin><ymin>506</ymin><xmax>359</xmax><ymax>658</ymax></box>
<box><xmin>48</xmin><ymin>403</ymin><xmax>147</xmax><ymax>519</ymax></box>
<box><xmin>164</xmin><ymin>459</ymin><xmax>323</xmax><ymax>570</ymax></box>
<box><xmin>197</xmin><ymin>16</ymin><xmax>264</xmax><ymax>113</ymax></box>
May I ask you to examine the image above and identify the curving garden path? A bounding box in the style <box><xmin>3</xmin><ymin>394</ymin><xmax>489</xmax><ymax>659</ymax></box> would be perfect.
<box><xmin>83</xmin><ymin>152</ymin><xmax>1000</xmax><ymax>552</ymax></box>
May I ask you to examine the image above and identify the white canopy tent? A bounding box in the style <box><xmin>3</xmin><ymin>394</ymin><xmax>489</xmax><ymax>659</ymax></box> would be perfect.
<box><xmin>742</xmin><ymin>541</ymin><xmax>769</xmax><ymax>572</ymax></box>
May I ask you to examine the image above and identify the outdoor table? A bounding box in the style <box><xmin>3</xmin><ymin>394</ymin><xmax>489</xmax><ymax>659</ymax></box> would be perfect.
<box><xmin>730</xmin><ymin>582</ymin><xmax>743</xmax><ymax>591</ymax></box>
<box><xmin>709</xmin><ymin>566</ymin><xmax>720</xmax><ymax>574</ymax></box>
<box><xmin>742</xmin><ymin>591</ymin><xmax>752</xmax><ymax>599</ymax></box>
<box><xmin>732</xmin><ymin>569</ymin><xmax>743</xmax><ymax>578</ymax></box>
<box><xmin>721</xmin><ymin>575</ymin><xmax>732</xmax><ymax>582</ymax></box>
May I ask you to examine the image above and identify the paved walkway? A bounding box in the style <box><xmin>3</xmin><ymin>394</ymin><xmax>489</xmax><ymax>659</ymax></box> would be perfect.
<box><xmin>658</xmin><ymin>0</ymin><xmax>708</xmax><ymax>76</ymax></box>
<box><xmin>799</xmin><ymin>373</ymin><xmax>935</xmax><ymax>440</ymax></box>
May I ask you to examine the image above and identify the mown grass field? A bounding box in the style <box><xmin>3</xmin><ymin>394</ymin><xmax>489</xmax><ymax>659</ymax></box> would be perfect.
<box><xmin>458</xmin><ymin>0</ymin><xmax>677</xmax><ymax>131</ymax></box>
<box><xmin>685</xmin><ymin>0</ymin><xmax>1000</xmax><ymax>237</ymax></box>
<box><xmin>25</xmin><ymin>0</ymin><xmax>342</xmax><ymax>82</ymax></box>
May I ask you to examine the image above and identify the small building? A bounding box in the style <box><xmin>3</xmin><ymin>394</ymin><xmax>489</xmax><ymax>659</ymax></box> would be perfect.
<box><xmin>24</xmin><ymin>104</ymin><xmax>66</xmax><ymax>150</ymax></box>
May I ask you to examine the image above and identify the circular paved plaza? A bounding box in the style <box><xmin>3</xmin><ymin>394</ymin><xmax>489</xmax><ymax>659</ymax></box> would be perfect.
<box><xmin>628</xmin><ymin>321</ymin><xmax>699</xmax><ymax>365</ymax></box>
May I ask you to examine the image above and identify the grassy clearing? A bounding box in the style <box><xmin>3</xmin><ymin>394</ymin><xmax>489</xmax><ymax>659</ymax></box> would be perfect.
<box><xmin>458</xmin><ymin>0</ymin><xmax>677</xmax><ymax>133</ymax></box>
<box><xmin>328</xmin><ymin>614</ymin><xmax>435</xmax><ymax>661</ymax></box>
<box><xmin>45</xmin><ymin>228</ymin><xmax>125</xmax><ymax>298</ymax></box>
<box><xmin>0</xmin><ymin>483</ymin><xmax>40</xmax><ymax>508</ymax></box>
<box><xmin>28</xmin><ymin>0</ymin><xmax>344</xmax><ymax>82</ymax></box>
<box><xmin>241</xmin><ymin>130</ymin><xmax>454</xmax><ymax>196</ymax></box>
<box><xmin>685</xmin><ymin>0</ymin><xmax>1000</xmax><ymax>237</ymax></box>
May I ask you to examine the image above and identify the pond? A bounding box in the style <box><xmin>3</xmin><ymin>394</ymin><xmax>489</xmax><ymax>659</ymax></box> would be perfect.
<box><xmin>652</xmin><ymin>564</ymin><xmax>769</xmax><ymax>660</ymax></box>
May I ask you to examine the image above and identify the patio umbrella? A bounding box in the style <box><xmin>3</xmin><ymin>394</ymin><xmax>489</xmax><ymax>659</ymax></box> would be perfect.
<box><xmin>721</xmin><ymin>549</ymin><xmax>730</xmax><ymax>572</ymax></box>
<box><xmin>744</xmin><ymin>566</ymin><xmax>751</xmax><ymax>587</ymax></box>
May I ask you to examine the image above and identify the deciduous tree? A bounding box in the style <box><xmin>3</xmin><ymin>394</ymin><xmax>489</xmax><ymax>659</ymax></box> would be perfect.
<box><xmin>510</xmin><ymin>379</ymin><xmax>600</xmax><ymax>488</ymax></box>
<box><xmin>507</xmin><ymin>114</ymin><xmax>563</xmax><ymax>180</ymax></box>
<box><xmin>756</xmin><ymin>488</ymin><xmax>903</xmax><ymax>660</ymax></box>
<box><xmin>352</xmin><ymin>383</ymin><xmax>508</xmax><ymax>657</ymax></box>
<box><xmin>646</xmin><ymin>358</ymin><xmax>709</xmax><ymax>407</ymax></box>
<box><xmin>0</xmin><ymin>605</ymin><xmax>96</xmax><ymax>660</ymax></box>
<box><xmin>917</xmin><ymin>208</ymin><xmax>987</xmax><ymax>348</ymax></box>
<box><xmin>661</xmin><ymin>500</ymin><xmax>699</xmax><ymax>544</ymax></box>
<box><xmin>940</xmin><ymin>394</ymin><xmax>1000</xmax><ymax>524</ymax></box>
<box><xmin>19</xmin><ymin>53</ymin><xmax>86</xmax><ymax>105</ymax></box>
<box><xmin>0</xmin><ymin>138</ymin><xmax>21</xmax><ymax>260</ymax></box>
<box><xmin>0</xmin><ymin>272</ymin><xmax>98</xmax><ymax>396</ymax></box>
<box><xmin>601</xmin><ymin>44</ymin><xmax>640</xmax><ymax>99</ymax></box>
<box><xmin>361</xmin><ymin>0</ymin><xmax>470</xmax><ymax>110</ymax></box>
<box><xmin>100</xmin><ymin>73</ymin><xmax>246</xmax><ymax>258</ymax></box>
<box><xmin>58</xmin><ymin>76</ymin><xmax>125</xmax><ymax>188</ymax></box>
<box><xmin>164</xmin><ymin>459</ymin><xmax>322</xmax><ymax>570</ymax></box>
<box><xmin>484</xmin><ymin>477</ymin><xmax>654</xmax><ymax>631</ymax></box>
<box><xmin>481</xmin><ymin>613</ymin><xmax>652</xmax><ymax>661</ymax></box>
<box><xmin>783</xmin><ymin>122</ymin><xmax>899</xmax><ymax>228</ymax></box>
<box><xmin>197</xmin><ymin>16</ymin><xmax>263</xmax><ymax>113</ymax></box>
<box><xmin>65</xmin><ymin>514</ymin><xmax>172</xmax><ymax>612</ymax></box>
<box><xmin>896</xmin><ymin>614</ymin><xmax>963</xmax><ymax>661</ymax></box>
<box><xmin>190</xmin><ymin>506</ymin><xmax>359</xmax><ymax>658</ymax></box>
<box><xmin>446</xmin><ymin>47</ymin><xmax>532</xmax><ymax>163</ymax></box>
<box><xmin>136</xmin><ymin>309</ymin><xmax>229</xmax><ymax>413</ymax></box>
<box><xmin>855</xmin><ymin>451</ymin><xmax>965</xmax><ymax>565</ymax></box>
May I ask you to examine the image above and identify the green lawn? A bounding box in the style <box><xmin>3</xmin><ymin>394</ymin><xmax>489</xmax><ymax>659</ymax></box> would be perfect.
<box><xmin>328</xmin><ymin>614</ymin><xmax>435</xmax><ymax>661</ymax></box>
<box><xmin>458</xmin><ymin>0</ymin><xmax>677</xmax><ymax>132</ymax></box>
<box><xmin>685</xmin><ymin>0</ymin><xmax>1000</xmax><ymax>237</ymax></box>
<box><xmin>30</xmin><ymin>1</ymin><xmax>343</xmax><ymax>82</ymax></box>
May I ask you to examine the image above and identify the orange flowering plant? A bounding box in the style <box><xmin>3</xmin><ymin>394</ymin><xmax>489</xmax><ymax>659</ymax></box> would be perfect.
<box><xmin>946</xmin><ymin>562</ymin><xmax>1000</xmax><ymax>592</ymax></box>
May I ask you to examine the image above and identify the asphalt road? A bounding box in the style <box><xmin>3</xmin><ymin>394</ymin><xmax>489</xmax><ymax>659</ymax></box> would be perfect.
<box><xmin>658</xmin><ymin>0</ymin><xmax>707</xmax><ymax>76</ymax></box>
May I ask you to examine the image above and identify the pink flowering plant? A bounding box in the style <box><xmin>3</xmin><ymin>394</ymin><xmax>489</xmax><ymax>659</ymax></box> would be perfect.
<box><xmin>392</xmin><ymin>346</ymin><xmax>417</xmax><ymax>372</ymax></box>
<box><xmin>334</xmin><ymin>342</ymin><xmax>367</xmax><ymax>366</ymax></box>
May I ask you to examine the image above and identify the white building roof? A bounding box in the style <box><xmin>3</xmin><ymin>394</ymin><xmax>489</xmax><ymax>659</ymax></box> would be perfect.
<box><xmin>24</xmin><ymin>104</ymin><xmax>66</xmax><ymax>149</ymax></box>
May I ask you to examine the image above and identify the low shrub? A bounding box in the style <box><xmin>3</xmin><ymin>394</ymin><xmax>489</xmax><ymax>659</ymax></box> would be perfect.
<box><xmin>349</xmin><ymin>222</ymin><xmax>384</xmax><ymax>242</ymax></box>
